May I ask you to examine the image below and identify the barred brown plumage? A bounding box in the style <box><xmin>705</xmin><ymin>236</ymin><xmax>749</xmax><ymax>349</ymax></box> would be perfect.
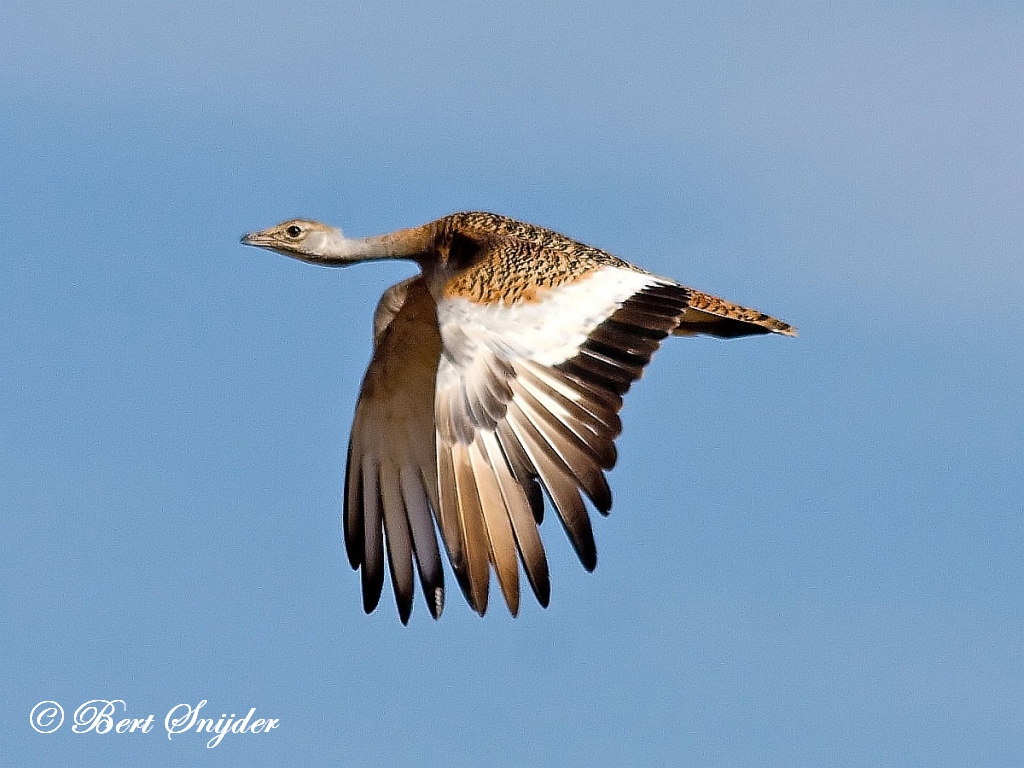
<box><xmin>241</xmin><ymin>212</ymin><xmax>795</xmax><ymax>623</ymax></box>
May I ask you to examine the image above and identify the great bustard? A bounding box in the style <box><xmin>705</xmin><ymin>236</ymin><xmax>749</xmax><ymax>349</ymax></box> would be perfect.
<box><xmin>241</xmin><ymin>212</ymin><xmax>795</xmax><ymax>623</ymax></box>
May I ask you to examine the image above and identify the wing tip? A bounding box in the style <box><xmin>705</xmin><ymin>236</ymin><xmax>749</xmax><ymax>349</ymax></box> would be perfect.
<box><xmin>533</xmin><ymin>577</ymin><xmax>551</xmax><ymax>609</ymax></box>
<box><xmin>428</xmin><ymin>586</ymin><xmax>445</xmax><ymax>620</ymax></box>
<box><xmin>361</xmin><ymin>584</ymin><xmax>382</xmax><ymax>616</ymax></box>
<box><xmin>506</xmin><ymin>596</ymin><xmax>521</xmax><ymax>618</ymax></box>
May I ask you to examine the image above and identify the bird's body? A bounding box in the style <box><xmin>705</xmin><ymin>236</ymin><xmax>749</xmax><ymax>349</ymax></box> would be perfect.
<box><xmin>241</xmin><ymin>212</ymin><xmax>794</xmax><ymax>622</ymax></box>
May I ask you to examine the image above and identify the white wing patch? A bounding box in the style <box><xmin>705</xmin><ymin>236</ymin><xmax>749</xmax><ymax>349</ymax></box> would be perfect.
<box><xmin>436</xmin><ymin>265</ymin><xmax>664</xmax><ymax>367</ymax></box>
<box><xmin>435</xmin><ymin>266</ymin><xmax>665</xmax><ymax>441</ymax></box>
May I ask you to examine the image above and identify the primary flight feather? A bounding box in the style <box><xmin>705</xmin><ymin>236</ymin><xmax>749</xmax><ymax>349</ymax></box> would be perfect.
<box><xmin>241</xmin><ymin>212</ymin><xmax>795</xmax><ymax>623</ymax></box>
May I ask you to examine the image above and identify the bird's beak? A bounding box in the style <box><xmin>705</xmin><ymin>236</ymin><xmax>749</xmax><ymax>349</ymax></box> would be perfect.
<box><xmin>240</xmin><ymin>231</ymin><xmax>266</xmax><ymax>247</ymax></box>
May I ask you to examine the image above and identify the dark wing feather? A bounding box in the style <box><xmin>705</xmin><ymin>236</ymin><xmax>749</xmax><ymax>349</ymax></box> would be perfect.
<box><xmin>432</xmin><ymin>266</ymin><xmax>696</xmax><ymax>613</ymax></box>
<box><xmin>344</xmin><ymin>277</ymin><xmax>445</xmax><ymax>622</ymax></box>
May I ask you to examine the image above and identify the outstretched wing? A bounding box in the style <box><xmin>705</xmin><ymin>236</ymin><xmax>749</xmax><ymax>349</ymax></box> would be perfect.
<box><xmin>346</xmin><ymin>264</ymin><xmax>794</xmax><ymax>622</ymax></box>
<box><xmin>344</xmin><ymin>277</ymin><xmax>445</xmax><ymax>624</ymax></box>
<box><xmin>432</xmin><ymin>262</ymin><xmax>794</xmax><ymax>617</ymax></box>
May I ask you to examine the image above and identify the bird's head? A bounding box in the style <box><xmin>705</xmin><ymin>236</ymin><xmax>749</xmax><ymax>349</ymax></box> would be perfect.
<box><xmin>240</xmin><ymin>219</ymin><xmax>349</xmax><ymax>264</ymax></box>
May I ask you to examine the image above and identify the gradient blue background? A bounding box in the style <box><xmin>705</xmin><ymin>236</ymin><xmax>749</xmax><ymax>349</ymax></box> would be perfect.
<box><xmin>3</xmin><ymin>2</ymin><xmax>1022</xmax><ymax>764</ymax></box>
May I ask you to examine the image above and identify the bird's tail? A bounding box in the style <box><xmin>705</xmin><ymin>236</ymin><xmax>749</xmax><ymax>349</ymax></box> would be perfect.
<box><xmin>673</xmin><ymin>288</ymin><xmax>797</xmax><ymax>338</ymax></box>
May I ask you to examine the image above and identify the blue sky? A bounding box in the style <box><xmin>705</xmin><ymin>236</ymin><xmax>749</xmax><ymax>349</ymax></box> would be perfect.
<box><xmin>2</xmin><ymin>2</ymin><xmax>1022</xmax><ymax>764</ymax></box>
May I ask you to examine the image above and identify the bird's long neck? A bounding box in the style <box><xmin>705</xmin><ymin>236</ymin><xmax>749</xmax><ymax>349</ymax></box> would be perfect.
<box><xmin>319</xmin><ymin>225</ymin><xmax>435</xmax><ymax>264</ymax></box>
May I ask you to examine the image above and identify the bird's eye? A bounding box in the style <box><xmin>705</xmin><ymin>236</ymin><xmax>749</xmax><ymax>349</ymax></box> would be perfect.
<box><xmin>286</xmin><ymin>225</ymin><xmax>302</xmax><ymax>238</ymax></box>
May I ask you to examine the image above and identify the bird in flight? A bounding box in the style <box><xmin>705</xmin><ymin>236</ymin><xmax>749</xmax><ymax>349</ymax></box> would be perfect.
<box><xmin>241</xmin><ymin>212</ymin><xmax>794</xmax><ymax>623</ymax></box>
